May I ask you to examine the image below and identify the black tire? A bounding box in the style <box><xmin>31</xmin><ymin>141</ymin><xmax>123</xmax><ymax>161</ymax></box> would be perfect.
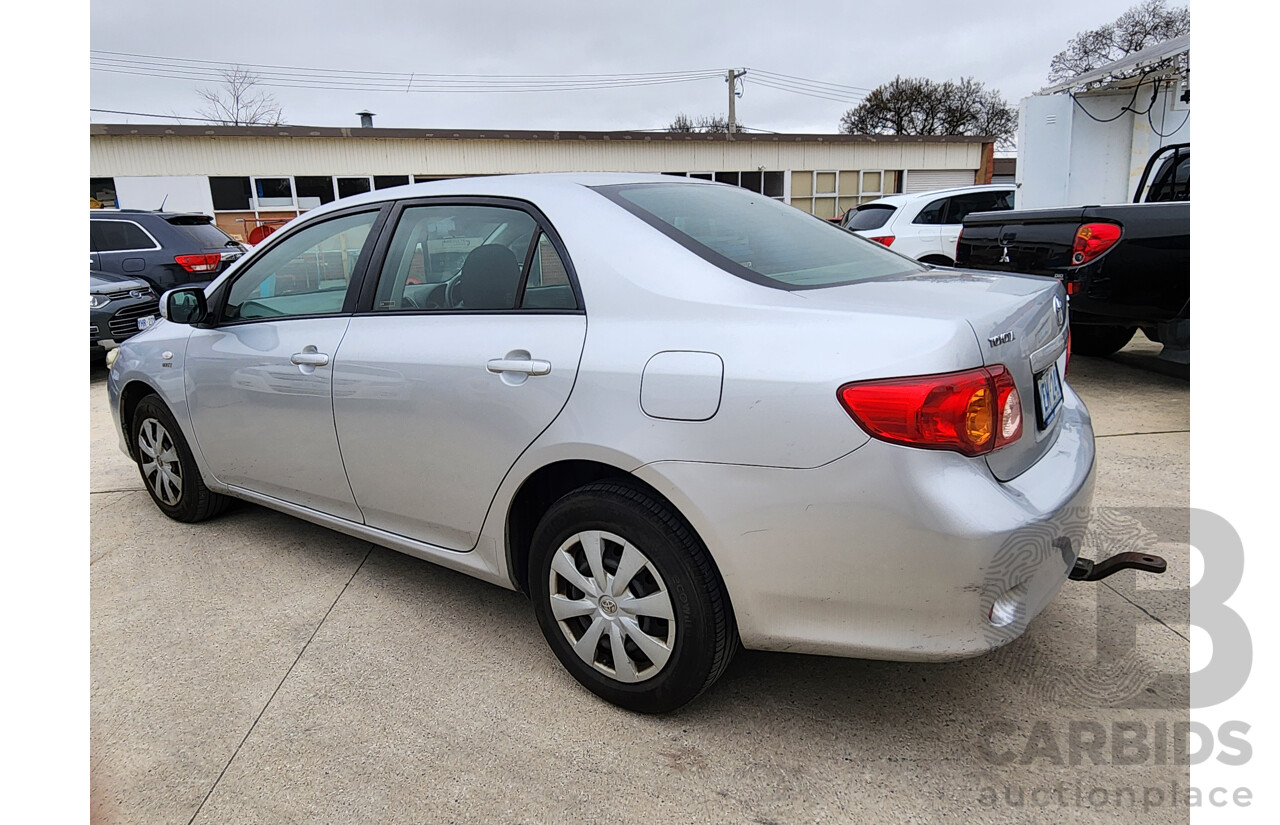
<box><xmin>918</xmin><ymin>255</ymin><xmax>954</xmax><ymax>267</ymax></box>
<box><xmin>529</xmin><ymin>480</ymin><xmax>737</xmax><ymax>713</ymax></box>
<box><xmin>130</xmin><ymin>394</ymin><xmax>229</xmax><ymax>523</ymax></box>
<box><xmin>1070</xmin><ymin>323</ymin><xmax>1137</xmax><ymax>357</ymax></box>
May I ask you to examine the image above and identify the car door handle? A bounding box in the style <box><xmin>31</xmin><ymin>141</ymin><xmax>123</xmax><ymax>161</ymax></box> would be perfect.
<box><xmin>487</xmin><ymin>358</ymin><xmax>551</xmax><ymax>376</ymax></box>
<box><xmin>290</xmin><ymin>351</ymin><xmax>330</xmax><ymax>366</ymax></box>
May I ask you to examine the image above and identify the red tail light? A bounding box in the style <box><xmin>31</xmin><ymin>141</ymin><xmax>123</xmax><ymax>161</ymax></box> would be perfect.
<box><xmin>868</xmin><ymin>235</ymin><xmax>895</xmax><ymax>247</ymax></box>
<box><xmin>1070</xmin><ymin>223</ymin><xmax>1121</xmax><ymax>266</ymax></box>
<box><xmin>174</xmin><ymin>253</ymin><xmax>222</xmax><ymax>273</ymax></box>
<box><xmin>838</xmin><ymin>366</ymin><xmax>1022</xmax><ymax>457</ymax></box>
<box><xmin>1065</xmin><ymin>327</ymin><xmax>1072</xmax><ymax>376</ymax></box>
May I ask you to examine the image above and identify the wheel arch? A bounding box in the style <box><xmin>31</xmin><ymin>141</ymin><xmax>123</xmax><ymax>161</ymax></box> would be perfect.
<box><xmin>504</xmin><ymin>459</ymin><xmax>726</xmax><ymax>606</ymax></box>
<box><xmin>118</xmin><ymin>379</ymin><xmax>164</xmax><ymax>460</ymax></box>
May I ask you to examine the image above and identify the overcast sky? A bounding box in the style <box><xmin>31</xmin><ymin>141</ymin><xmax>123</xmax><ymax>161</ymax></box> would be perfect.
<box><xmin>89</xmin><ymin>0</ymin><xmax>1182</xmax><ymax>134</ymax></box>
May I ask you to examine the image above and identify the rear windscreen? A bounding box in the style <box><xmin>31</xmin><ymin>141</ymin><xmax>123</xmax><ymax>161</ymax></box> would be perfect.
<box><xmin>166</xmin><ymin>216</ymin><xmax>239</xmax><ymax>248</ymax></box>
<box><xmin>595</xmin><ymin>183</ymin><xmax>922</xmax><ymax>289</ymax></box>
<box><xmin>845</xmin><ymin>204</ymin><xmax>896</xmax><ymax>231</ymax></box>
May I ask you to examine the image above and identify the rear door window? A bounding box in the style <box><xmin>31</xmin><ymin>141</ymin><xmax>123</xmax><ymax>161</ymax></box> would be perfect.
<box><xmin>91</xmin><ymin>220</ymin><xmax>159</xmax><ymax>253</ymax></box>
<box><xmin>944</xmin><ymin>191</ymin><xmax>1014</xmax><ymax>224</ymax></box>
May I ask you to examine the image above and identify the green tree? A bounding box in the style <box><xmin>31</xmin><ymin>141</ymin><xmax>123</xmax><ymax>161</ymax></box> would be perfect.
<box><xmin>839</xmin><ymin>77</ymin><xmax>1015</xmax><ymax>145</ymax></box>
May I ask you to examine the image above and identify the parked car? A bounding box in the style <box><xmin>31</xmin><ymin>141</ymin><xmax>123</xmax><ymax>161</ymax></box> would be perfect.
<box><xmin>840</xmin><ymin>183</ymin><xmax>1015</xmax><ymax>265</ymax></box>
<box><xmin>90</xmin><ymin>271</ymin><xmax>159</xmax><ymax>356</ymax></box>
<box><xmin>108</xmin><ymin>173</ymin><xmax>1121</xmax><ymax>713</ymax></box>
<box><xmin>90</xmin><ymin>210</ymin><xmax>248</xmax><ymax>293</ymax></box>
<box><xmin>957</xmin><ymin>145</ymin><xmax>1189</xmax><ymax>361</ymax></box>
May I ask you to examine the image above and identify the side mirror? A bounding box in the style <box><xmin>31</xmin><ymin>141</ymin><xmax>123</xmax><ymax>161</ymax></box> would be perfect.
<box><xmin>161</xmin><ymin>287</ymin><xmax>209</xmax><ymax>325</ymax></box>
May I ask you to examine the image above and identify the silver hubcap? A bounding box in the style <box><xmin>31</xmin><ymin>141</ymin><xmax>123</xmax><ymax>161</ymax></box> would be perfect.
<box><xmin>548</xmin><ymin>530</ymin><xmax>676</xmax><ymax>684</ymax></box>
<box><xmin>138</xmin><ymin>418</ymin><xmax>182</xmax><ymax>506</ymax></box>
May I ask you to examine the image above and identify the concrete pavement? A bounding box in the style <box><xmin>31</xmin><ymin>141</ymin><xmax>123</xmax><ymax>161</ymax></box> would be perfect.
<box><xmin>90</xmin><ymin>335</ymin><xmax>1189</xmax><ymax>824</ymax></box>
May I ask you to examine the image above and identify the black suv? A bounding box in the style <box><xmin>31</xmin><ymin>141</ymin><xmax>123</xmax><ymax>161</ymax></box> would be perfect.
<box><xmin>90</xmin><ymin>211</ymin><xmax>247</xmax><ymax>293</ymax></box>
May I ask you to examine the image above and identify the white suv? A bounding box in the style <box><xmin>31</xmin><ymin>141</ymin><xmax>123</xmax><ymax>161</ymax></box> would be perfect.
<box><xmin>840</xmin><ymin>184</ymin><xmax>1015</xmax><ymax>266</ymax></box>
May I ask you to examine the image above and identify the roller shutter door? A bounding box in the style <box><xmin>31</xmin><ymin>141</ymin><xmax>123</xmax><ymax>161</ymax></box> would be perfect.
<box><xmin>904</xmin><ymin>170</ymin><xmax>976</xmax><ymax>193</ymax></box>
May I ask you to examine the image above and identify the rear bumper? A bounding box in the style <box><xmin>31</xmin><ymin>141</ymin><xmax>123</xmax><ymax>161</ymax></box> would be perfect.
<box><xmin>635</xmin><ymin>383</ymin><xmax>1096</xmax><ymax>661</ymax></box>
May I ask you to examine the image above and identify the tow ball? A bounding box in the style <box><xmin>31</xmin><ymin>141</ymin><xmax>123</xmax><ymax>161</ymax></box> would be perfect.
<box><xmin>1069</xmin><ymin>551</ymin><xmax>1167</xmax><ymax>582</ymax></box>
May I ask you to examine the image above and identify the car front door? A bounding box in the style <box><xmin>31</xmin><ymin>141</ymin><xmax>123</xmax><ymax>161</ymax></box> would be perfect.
<box><xmin>184</xmin><ymin>207</ymin><xmax>385</xmax><ymax>521</ymax></box>
<box><xmin>332</xmin><ymin>200</ymin><xmax>586</xmax><ymax>551</ymax></box>
<box><xmin>905</xmin><ymin>197</ymin><xmax>946</xmax><ymax>259</ymax></box>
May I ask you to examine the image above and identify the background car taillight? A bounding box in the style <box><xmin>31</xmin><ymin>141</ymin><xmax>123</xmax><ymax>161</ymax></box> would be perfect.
<box><xmin>838</xmin><ymin>366</ymin><xmax>1022</xmax><ymax>457</ymax></box>
<box><xmin>1070</xmin><ymin>223</ymin><xmax>1121</xmax><ymax>265</ymax></box>
<box><xmin>174</xmin><ymin>253</ymin><xmax>222</xmax><ymax>273</ymax></box>
<box><xmin>868</xmin><ymin>235</ymin><xmax>895</xmax><ymax>247</ymax></box>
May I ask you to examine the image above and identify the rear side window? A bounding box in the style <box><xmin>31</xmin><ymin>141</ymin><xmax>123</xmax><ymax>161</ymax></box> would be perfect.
<box><xmin>844</xmin><ymin>204</ymin><xmax>895</xmax><ymax>231</ymax></box>
<box><xmin>165</xmin><ymin>216</ymin><xmax>240</xmax><ymax>249</ymax></box>
<box><xmin>945</xmin><ymin>191</ymin><xmax>1014</xmax><ymax>223</ymax></box>
<box><xmin>913</xmin><ymin>198</ymin><xmax>947</xmax><ymax>225</ymax></box>
<box><xmin>91</xmin><ymin>220</ymin><xmax>158</xmax><ymax>252</ymax></box>
<box><xmin>1147</xmin><ymin>155</ymin><xmax>1189</xmax><ymax>202</ymax></box>
<box><xmin>597</xmin><ymin>182</ymin><xmax>923</xmax><ymax>290</ymax></box>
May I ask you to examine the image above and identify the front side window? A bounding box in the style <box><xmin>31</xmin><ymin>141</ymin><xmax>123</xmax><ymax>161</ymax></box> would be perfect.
<box><xmin>372</xmin><ymin>204</ymin><xmax>542</xmax><ymax>311</ymax></box>
<box><xmin>222</xmin><ymin>211</ymin><xmax>377</xmax><ymax>321</ymax></box>
<box><xmin>597</xmin><ymin>182</ymin><xmax>923</xmax><ymax>289</ymax></box>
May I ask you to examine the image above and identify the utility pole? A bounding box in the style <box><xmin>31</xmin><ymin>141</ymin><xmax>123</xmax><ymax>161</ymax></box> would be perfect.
<box><xmin>727</xmin><ymin>68</ymin><xmax>747</xmax><ymax>138</ymax></box>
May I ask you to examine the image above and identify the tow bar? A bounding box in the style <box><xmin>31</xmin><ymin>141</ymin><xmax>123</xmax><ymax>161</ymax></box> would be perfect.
<box><xmin>1069</xmin><ymin>551</ymin><xmax>1167</xmax><ymax>582</ymax></box>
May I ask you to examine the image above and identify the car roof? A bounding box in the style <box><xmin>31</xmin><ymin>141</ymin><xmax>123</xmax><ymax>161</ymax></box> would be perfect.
<box><xmin>298</xmin><ymin>172</ymin><xmax>711</xmax><ymax>220</ymax></box>
<box><xmin>90</xmin><ymin>210</ymin><xmax>211</xmax><ymax>219</ymax></box>
<box><xmin>856</xmin><ymin>183</ymin><xmax>1014</xmax><ymax>209</ymax></box>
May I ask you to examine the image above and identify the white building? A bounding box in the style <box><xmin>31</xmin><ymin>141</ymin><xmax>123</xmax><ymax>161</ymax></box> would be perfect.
<box><xmin>90</xmin><ymin>123</ymin><xmax>996</xmax><ymax>243</ymax></box>
<box><xmin>1014</xmin><ymin>34</ymin><xmax>1190</xmax><ymax>209</ymax></box>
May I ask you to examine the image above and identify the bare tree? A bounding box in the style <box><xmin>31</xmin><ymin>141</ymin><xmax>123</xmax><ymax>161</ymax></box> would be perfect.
<box><xmin>840</xmin><ymin>77</ymin><xmax>1016</xmax><ymax>146</ymax></box>
<box><xmin>667</xmin><ymin>113</ymin><xmax>742</xmax><ymax>133</ymax></box>
<box><xmin>1048</xmin><ymin>0</ymin><xmax>1189</xmax><ymax>84</ymax></box>
<box><xmin>196</xmin><ymin>67</ymin><xmax>285</xmax><ymax>126</ymax></box>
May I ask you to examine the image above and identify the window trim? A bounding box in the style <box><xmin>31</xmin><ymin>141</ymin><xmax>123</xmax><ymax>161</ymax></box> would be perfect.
<box><xmin>89</xmin><ymin>218</ymin><xmax>162</xmax><ymax>254</ymax></box>
<box><xmin>352</xmin><ymin>196</ymin><xmax>585</xmax><ymax>316</ymax></box>
<box><xmin>206</xmin><ymin>203</ymin><xmax>392</xmax><ymax>327</ymax></box>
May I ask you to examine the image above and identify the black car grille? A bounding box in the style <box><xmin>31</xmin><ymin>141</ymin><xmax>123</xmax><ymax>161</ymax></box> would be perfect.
<box><xmin>108</xmin><ymin>300</ymin><xmax>160</xmax><ymax>340</ymax></box>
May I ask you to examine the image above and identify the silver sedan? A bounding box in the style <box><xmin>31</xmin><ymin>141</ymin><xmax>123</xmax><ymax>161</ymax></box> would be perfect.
<box><xmin>107</xmin><ymin>173</ymin><xmax>1096</xmax><ymax>712</ymax></box>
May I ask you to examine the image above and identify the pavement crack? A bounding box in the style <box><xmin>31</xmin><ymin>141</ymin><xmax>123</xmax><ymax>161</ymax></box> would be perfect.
<box><xmin>1095</xmin><ymin>429</ymin><xmax>1190</xmax><ymax>439</ymax></box>
<box><xmin>90</xmin><ymin>488</ymin><xmax>146</xmax><ymax>494</ymax></box>
<box><xmin>1101</xmin><ymin>580</ymin><xmax>1190</xmax><ymax>643</ymax></box>
<box><xmin>186</xmin><ymin>546</ymin><xmax>373</xmax><ymax>825</ymax></box>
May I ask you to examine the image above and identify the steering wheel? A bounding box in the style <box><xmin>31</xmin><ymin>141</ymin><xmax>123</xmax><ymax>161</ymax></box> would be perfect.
<box><xmin>444</xmin><ymin>274</ymin><xmax>464</xmax><ymax>309</ymax></box>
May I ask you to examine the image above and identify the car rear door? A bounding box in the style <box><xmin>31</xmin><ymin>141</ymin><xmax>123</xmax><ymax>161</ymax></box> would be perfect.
<box><xmin>941</xmin><ymin>190</ymin><xmax>1014</xmax><ymax>261</ymax></box>
<box><xmin>332</xmin><ymin>199</ymin><xmax>586</xmax><ymax>551</ymax></box>
<box><xmin>184</xmin><ymin>206</ymin><xmax>387</xmax><ymax>521</ymax></box>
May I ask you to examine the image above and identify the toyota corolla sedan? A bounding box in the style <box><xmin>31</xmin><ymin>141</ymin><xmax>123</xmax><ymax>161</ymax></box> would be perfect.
<box><xmin>107</xmin><ymin>173</ymin><xmax>1098</xmax><ymax>713</ymax></box>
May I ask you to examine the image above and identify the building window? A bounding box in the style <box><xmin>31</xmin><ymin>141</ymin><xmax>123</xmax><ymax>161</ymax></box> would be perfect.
<box><xmin>374</xmin><ymin>175</ymin><xmax>410</xmax><ymax>190</ymax></box>
<box><xmin>337</xmin><ymin>176</ymin><xmax>372</xmax><ymax>198</ymax></box>
<box><xmin>254</xmin><ymin>177</ymin><xmax>294</xmax><ymax>209</ymax></box>
<box><xmin>210</xmin><ymin>177</ymin><xmax>253</xmax><ymax>211</ymax></box>
<box><xmin>665</xmin><ymin>171</ymin><xmax>784</xmax><ymax>200</ymax></box>
<box><xmin>294</xmin><ymin>176</ymin><xmax>336</xmax><ymax>210</ymax></box>
<box><xmin>790</xmin><ymin>170</ymin><xmax>900</xmax><ymax>219</ymax></box>
<box><xmin>90</xmin><ymin>178</ymin><xmax>117</xmax><ymax>209</ymax></box>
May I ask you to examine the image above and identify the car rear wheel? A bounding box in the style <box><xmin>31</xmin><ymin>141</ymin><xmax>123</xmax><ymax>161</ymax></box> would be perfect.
<box><xmin>529</xmin><ymin>480</ymin><xmax>737</xmax><ymax>713</ymax></box>
<box><xmin>131</xmin><ymin>394</ymin><xmax>228</xmax><ymax>523</ymax></box>
<box><xmin>1070</xmin><ymin>323</ymin><xmax>1137</xmax><ymax>357</ymax></box>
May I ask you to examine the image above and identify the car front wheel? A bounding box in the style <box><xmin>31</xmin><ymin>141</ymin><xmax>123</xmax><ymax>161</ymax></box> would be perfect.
<box><xmin>529</xmin><ymin>480</ymin><xmax>737</xmax><ymax>713</ymax></box>
<box><xmin>131</xmin><ymin>394</ymin><xmax>228</xmax><ymax>523</ymax></box>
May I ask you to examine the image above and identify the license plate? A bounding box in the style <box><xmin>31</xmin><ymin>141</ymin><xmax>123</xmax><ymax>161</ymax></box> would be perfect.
<box><xmin>137</xmin><ymin>315</ymin><xmax>158</xmax><ymax>331</ymax></box>
<box><xmin>1035</xmin><ymin>364</ymin><xmax>1064</xmax><ymax>428</ymax></box>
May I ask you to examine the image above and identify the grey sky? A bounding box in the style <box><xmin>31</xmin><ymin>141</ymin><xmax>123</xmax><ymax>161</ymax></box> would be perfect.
<box><xmin>91</xmin><ymin>0</ymin><xmax>1174</xmax><ymax>133</ymax></box>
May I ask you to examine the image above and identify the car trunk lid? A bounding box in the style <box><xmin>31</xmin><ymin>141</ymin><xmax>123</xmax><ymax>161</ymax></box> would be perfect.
<box><xmin>787</xmin><ymin>268</ymin><xmax>1070</xmax><ymax>481</ymax></box>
